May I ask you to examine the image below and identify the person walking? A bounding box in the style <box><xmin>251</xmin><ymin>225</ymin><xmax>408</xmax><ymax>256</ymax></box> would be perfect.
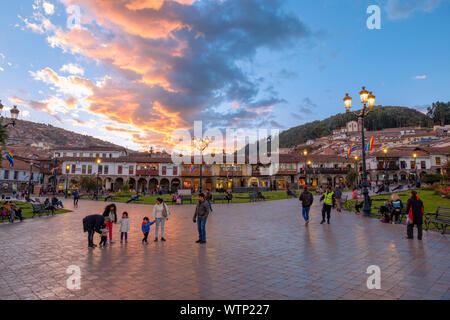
<box><xmin>193</xmin><ymin>193</ymin><xmax>210</xmax><ymax>243</ymax></box>
<box><xmin>334</xmin><ymin>184</ymin><xmax>343</xmax><ymax>212</ymax></box>
<box><xmin>73</xmin><ymin>189</ymin><xmax>80</xmax><ymax>207</ymax></box>
<box><xmin>406</xmin><ymin>190</ymin><xmax>424</xmax><ymax>240</ymax></box>
<box><xmin>153</xmin><ymin>198</ymin><xmax>170</xmax><ymax>242</ymax></box>
<box><xmin>102</xmin><ymin>204</ymin><xmax>117</xmax><ymax>244</ymax></box>
<box><xmin>299</xmin><ymin>185</ymin><xmax>314</xmax><ymax>226</ymax></box>
<box><xmin>141</xmin><ymin>217</ymin><xmax>155</xmax><ymax>244</ymax></box>
<box><xmin>83</xmin><ymin>214</ymin><xmax>108</xmax><ymax>248</ymax></box>
<box><xmin>320</xmin><ymin>186</ymin><xmax>334</xmax><ymax>224</ymax></box>
<box><xmin>118</xmin><ymin>212</ymin><xmax>130</xmax><ymax>243</ymax></box>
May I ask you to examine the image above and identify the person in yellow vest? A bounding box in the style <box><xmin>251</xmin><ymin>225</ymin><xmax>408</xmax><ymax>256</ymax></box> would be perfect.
<box><xmin>320</xmin><ymin>185</ymin><xmax>335</xmax><ymax>224</ymax></box>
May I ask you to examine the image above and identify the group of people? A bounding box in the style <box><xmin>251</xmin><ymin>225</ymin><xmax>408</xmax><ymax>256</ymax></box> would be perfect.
<box><xmin>83</xmin><ymin>193</ymin><xmax>213</xmax><ymax>248</ymax></box>
<box><xmin>298</xmin><ymin>184</ymin><xmax>425</xmax><ymax>240</ymax></box>
<box><xmin>1</xmin><ymin>201</ymin><xmax>23</xmax><ymax>222</ymax></box>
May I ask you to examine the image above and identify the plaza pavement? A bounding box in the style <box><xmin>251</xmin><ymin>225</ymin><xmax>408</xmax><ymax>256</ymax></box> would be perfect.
<box><xmin>0</xmin><ymin>197</ymin><xmax>449</xmax><ymax>300</ymax></box>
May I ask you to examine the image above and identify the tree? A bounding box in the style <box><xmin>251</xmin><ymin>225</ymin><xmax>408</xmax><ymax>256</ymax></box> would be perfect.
<box><xmin>427</xmin><ymin>101</ymin><xmax>450</xmax><ymax>126</ymax></box>
<box><xmin>345</xmin><ymin>169</ymin><xmax>357</xmax><ymax>187</ymax></box>
<box><xmin>80</xmin><ymin>176</ymin><xmax>97</xmax><ymax>192</ymax></box>
<box><xmin>122</xmin><ymin>183</ymin><xmax>130</xmax><ymax>193</ymax></box>
<box><xmin>421</xmin><ymin>173</ymin><xmax>442</xmax><ymax>185</ymax></box>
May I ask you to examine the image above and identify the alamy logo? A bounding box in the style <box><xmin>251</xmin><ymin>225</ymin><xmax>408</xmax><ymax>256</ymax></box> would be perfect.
<box><xmin>66</xmin><ymin>265</ymin><xmax>81</xmax><ymax>290</ymax></box>
<box><xmin>66</xmin><ymin>5</ymin><xmax>81</xmax><ymax>30</ymax></box>
<box><xmin>367</xmin><ymin>5</ymin><xmax>381</xmax><ymax>30</ymax></box>
<box><xmin>366</xmin><ymin>265</ymin><xmax>381</xmax><ymax>289</ymax></box>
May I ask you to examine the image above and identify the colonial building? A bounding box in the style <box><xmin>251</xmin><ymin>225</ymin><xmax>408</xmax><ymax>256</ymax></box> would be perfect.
<box><xmin>0</xmin><ymin>156</ymin><xmax>40</xmax><ymax>194</ymax></box>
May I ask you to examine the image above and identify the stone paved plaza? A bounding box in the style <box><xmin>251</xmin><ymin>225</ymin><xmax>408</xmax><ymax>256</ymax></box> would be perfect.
<box><xmin>0</xmin><ymin>197</ymin><xmax>449</xmax><ymax>300</ymax></box>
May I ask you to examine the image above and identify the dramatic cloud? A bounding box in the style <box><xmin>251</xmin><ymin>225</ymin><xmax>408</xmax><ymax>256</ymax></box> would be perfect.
<box><xmin>22</xmin><ymin>0</ymin><xmax>310</xmax><ymax>148</ymax></box>
<box><xmin>385</xmin><ymin>0</ymin><xmax>443</xmax><ymax>20</ymax></box>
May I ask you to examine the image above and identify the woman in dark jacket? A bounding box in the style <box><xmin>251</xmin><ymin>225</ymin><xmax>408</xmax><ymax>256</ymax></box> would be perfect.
<box><xmin>103</xmin><ymin>204</ymin><xmax>117</xmax><ymax>244</ymax></box>
<box><xmin>406</xmin><ymin>191</ymin><xmax>424</xmax><ymax>240</ymax></box>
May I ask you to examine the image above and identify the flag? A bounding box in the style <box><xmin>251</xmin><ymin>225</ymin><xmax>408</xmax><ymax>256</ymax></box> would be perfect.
<box><xmin>366</xmin><ymin>136</ymin><xmax>374</xmax><ymax>152</ymax></box>
<box><xmin>190</xmin><ymin>165</ymin><xmax>197</xmax><ymax>173</ymax></box>
<box><xmin>51</xmin><ymin>166</ymin><xmax>60</xmax><ymax>174</ymax></box>
<box><xmin>382</xmin><ymin>161</ymin><xmax>386</xmax><ymax>169</ymax></box>
<box><xmin>6</xmin><ymin>152</ymin><xmax>14</xmax><ymax>167</ymax></box>
<box><xmin>347</xmin><ymin>143</ymin><xmax>356</xmax><ymax>158</ymax></box>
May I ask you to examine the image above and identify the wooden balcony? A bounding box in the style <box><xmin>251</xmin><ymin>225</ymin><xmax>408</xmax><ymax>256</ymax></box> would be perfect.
<box><xmin>136</xmin><ymin>169</ymin><xmax>159</xmax><ymax>176</ymax></box>
<box><xmin>182</xmin><ymin>170</ymin><xmax>213</xmax><ymax>177</ymax></box>
<box><xmin>219</xmin><ymin>170</ymin><xmax>242</xmax><ymax>177</ymax></box>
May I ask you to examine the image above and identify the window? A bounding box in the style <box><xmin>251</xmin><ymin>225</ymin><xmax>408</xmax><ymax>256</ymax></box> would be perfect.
<box><xmin>71</xmin><ymin>164</ymin><xmax>76</xmax><ymax>173</ymax></box>
<box><xmin>98</xmin><ymin>165</ymin><xmax>103</xmax><ymax>174</ymax></box>
<box><xmin>102</xmin><ymin>153</ymin><xmax>107</xmax><ymax>158</ymax></box>
<box><xmin>89</xmin><ymin>153</ymin><xmax>93</xmax><ymax>157</ymax></box>
<box><xmin>410</xmin><ymin>161</ymin><xmax>415</xmax><ymax>169</ymax></box>
<box><xmin>400</xmin><ymin>161</ymin><xmax>406</xmax><ymax>169</ymax></box>
<box><xmin>88</xmin><ymin>165</ymin><xmax>92</xmax><ymax>174</ymax></box>
<box><xmin>162</xmin><ymin>166</ymin><xmax>167</xmax><ymax>175</ymax></box>
<box><xmin>129</xmin><ymin>165</ymin><xmax>134</xmax><ymax>175</ymax></box>
<box><xmin>14</xmin><ymin>171</ymin><xmax>19</xmax><ymax>180</ymax></box>
<box><xmin>173</xmin><ymin>166</ymin><xmax>178</xmax><ymax>176</ymax></box>
<box><xmin>96</xmin><ymin>153</ymin><xmax>100</xmax><ymax>158</ymax></box>
<box><xmin>104</xmin><ymin>165</ymin><xmax>109</xmax><ymax>174</ymax></box>
<box><xmin>421</xmin><ymin>161</ymin><xmax>426</xmax><ymax>169</ymax></box>
<box><xmin>436</xmin><ymin>157</ymin><xmax>441</xmax><ymax>165</ymax></box>
<box><xmin>118</xmin><ymin>165</ymin><xmax>123</xmax><ymax>175</ymax></box>
<box><xmin>82</xmin><ymin>165</ymin><xmax>86</xmax><ymax>174</ymax></box>
<box><xmin>4</xmin><ymin>170</ymin><xmax>9</xmax><ymax>179</ymax></box>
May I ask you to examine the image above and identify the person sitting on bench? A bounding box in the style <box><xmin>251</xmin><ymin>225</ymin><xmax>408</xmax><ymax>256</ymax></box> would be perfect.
<box><xmin>257</xmin><ymin>191</ymin><xmax>266</xmax><ymax>201</ymax></box>
<box><xmin>225</xmin><ymin>191</ymin><xmax>233</xmax><ymax>203</ymax></box>
<box><xmin>44</xmin><ymin>198</ymin><xmax>56</xmax><ymax>215</ymax></box>
<box><xmin>104</xmin><ymin>193</ymin><xmax>114</xmax><ymax>202</ymax></box>
<box><xmin>379</xmin><ymin>201</ymin><xmax>391</xmax><ymax>223</ymax></box>
<box><xmin>390</xmin><ymin>193</ymin><xmax>403</xmax><ymax>224</ymax></box>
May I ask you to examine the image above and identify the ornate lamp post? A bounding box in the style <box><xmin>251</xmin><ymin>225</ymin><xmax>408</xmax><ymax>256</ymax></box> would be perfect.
<box><xmin>303</xmin><ymin>150</ymin><xmax>308</xmax><ymax>186</ymax></box>
<box><xmin>354</xmin><ymin>156</ymin><xmax>359</xmax><ymax>186</ymax></box>
<box><xmin>343</xmin><ymin>87</ymin><xmax>377</xmax><ymax>216</ymax></box>
<box><xmin>193</xmin><ymin>137</ymin><xmax>210</xmax><ymax>193</ymax></box>
<box><xmin>412</xmin><ymin>153</ymin><xmax>419</xmax><ymax>186</ymax></box>
<box><xmin>383</xmin><ymin>148</ymin><xmax>389</xmax><ymax>192</ymax></box>
<box><xmin>0</xmin><ymin>101</ymin><xmax>20</xmax><ymax>127</ymax></box>
<box><xmin>27</xmin><ymin>162</ymin><xmax>34</xmax><ymax>199</ymax></box>
<box><xmin>306</xmin><ymin>160</ymin><xmax>312</xmax><ymax>186</ymax></box>
<box><xmin>96</xmin><ymin>158</ymin><xmax>102</xmax><ymax>200</ymax></box>
<box><xmin>65</xmin><ymin>164</ymin><xmax>70</xmax><ymax>198</ymax></box>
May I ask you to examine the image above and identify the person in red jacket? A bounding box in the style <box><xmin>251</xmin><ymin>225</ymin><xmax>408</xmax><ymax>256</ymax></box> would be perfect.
<box><xmin>406</xmin><ymin>190</ymin><xmax>424</xmax><ymax>240</ymax></box>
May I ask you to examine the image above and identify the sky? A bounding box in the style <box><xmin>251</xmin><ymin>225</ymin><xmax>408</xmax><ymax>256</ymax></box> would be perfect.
<box><xmin>0</xmin><ymin>0</ymin><xmax>449</xmax><ymax>151</ymax></box>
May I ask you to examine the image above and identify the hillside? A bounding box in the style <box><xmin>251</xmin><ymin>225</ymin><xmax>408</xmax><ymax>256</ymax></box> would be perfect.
<box><xmin>279</xmin><ymin>106</ymin><xmax>433</xmax><ymax>148</ymax></box>
<box><xmin>2</xmin><ymin>119</ymin><xmax>127</xmax><ymax>158</ymax></box>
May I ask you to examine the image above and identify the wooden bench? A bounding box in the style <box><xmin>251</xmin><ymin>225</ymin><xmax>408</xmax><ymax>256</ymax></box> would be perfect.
<box><xmin>425</xmin><ymin>207</ymin><xmax>450</xmax><ymax>234</ymax></box>
<box><xmin>180</xmin><ymin>195</ymin><xmax>193</xmax><ymax>204</ymax></box>
<box><xmin>249</xmin><ymin>192</ymin><xmax>257</xmax><ymax>202</ymax></box>
<box><xmin>32</xmin><ymin>204</ymin><xmax>52</xmax><ymax>217</ymax></box>
<box><xmin>212</xmin><ymin>194</ymin><xmax>231</xmax><ymax>203</ymax></box>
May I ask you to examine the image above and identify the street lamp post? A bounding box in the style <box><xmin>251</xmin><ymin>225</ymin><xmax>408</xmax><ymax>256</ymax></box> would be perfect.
<box><xmin>51</xmin><ymin>157</ymin><xmax>58</xmax><ymax>196</ymax></box>
<box><xmin>412</xmin><ymin>153</ymin><xmax>419</xmax><ymax>187</ymax></box>
<box><xmin>193</xmin><ymin>137</ymin><xmax>210</xmax><ymax>193</ymax></box>
<box><xmin>65</xmin><ymin>164</ymin><xmax>70</xmax><ymax>198</ymax></box>
<box><xmin>0</xmin><ymin>101</ymin><xmax>20</xmax><ymax>127</ymax></box>
<box><xmin>343</xmin><ymin>87</ymin><xmax>377</xmax><ymax>216</ymax></box>
<box><xmin>96</xmin><ymin>159</ymin><xmax>102</xmax><ymax>200</ymax></box>
<box><xmin>303</xmin><ymin>150</ymin><xmax>308</xmax><ymax>186</ymax></box>
<box><xmin>354</xmin><ymin>156</ymin><xmax>359</xmax><ymax>186</ymax></box>
<box><xmin>27</xmin><ymin>162</ymin><xmax>34</xmax><ymax>199</ymax></box>
<box><xmin>383</xmin><ymin>148</ymin><xmax>389</xmax><ymax>192</ymax></box>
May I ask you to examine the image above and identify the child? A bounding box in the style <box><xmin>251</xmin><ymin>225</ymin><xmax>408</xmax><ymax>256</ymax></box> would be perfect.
<box><xmin>118</xmin><ymin>212</ymin><xmax>131</xmax><ymax>243</ymax></box>
<box><xmin>99</xmin><ymin>224</ymin><xmax>108</xmax><ymax>248</ymax></box>
<box><xmin>141</xmin><ymin>217</ymin><xmax>155</xmax><ymax>244</ymax></box>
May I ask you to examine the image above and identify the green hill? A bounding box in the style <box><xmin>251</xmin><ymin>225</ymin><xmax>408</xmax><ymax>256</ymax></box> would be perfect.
<box><xmin>279</xmin><ymin>106</ymin><xmax>434</xmax><ymax>148</ymax></box>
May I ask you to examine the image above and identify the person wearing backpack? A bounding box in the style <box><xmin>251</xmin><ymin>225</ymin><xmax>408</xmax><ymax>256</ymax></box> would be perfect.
<box><xmin>299</xmin><ymin>185</ymin><xmax>314</xmax><ymax>226</ymax></box>
<box><xmin>153</xmin><ymin>198</ymin><xmax>170</xmax><ymax>242</ymax></box>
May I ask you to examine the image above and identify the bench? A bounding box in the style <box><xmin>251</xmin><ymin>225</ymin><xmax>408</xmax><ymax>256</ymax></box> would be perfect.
<box><xmin>425</xmin><ymin>207</ymin><xmax>450</xmax><ymax>234</ymax></box>
<box><xmin>286</xmin><ymin>191</ymin><xmax>297</xmax><ymax>198</ymax></box>
<box><xmin>180</xmin><ymin>195</ymin><xmax>193</xmax><ymax>204</ymax></box>
<box><xmin>249</xmin><ymin>192</ymin><xmax>257</xmax><ymax>202</ymax></box>
<box><xmin>32</xmin><ymin>204</ymin><xmax>52</xmax><ymax>217</ymax></box>
<box><xmin>212</xmin><ymin>194</ymin><xmax>232</xmax><ymax>204</ymax></box>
